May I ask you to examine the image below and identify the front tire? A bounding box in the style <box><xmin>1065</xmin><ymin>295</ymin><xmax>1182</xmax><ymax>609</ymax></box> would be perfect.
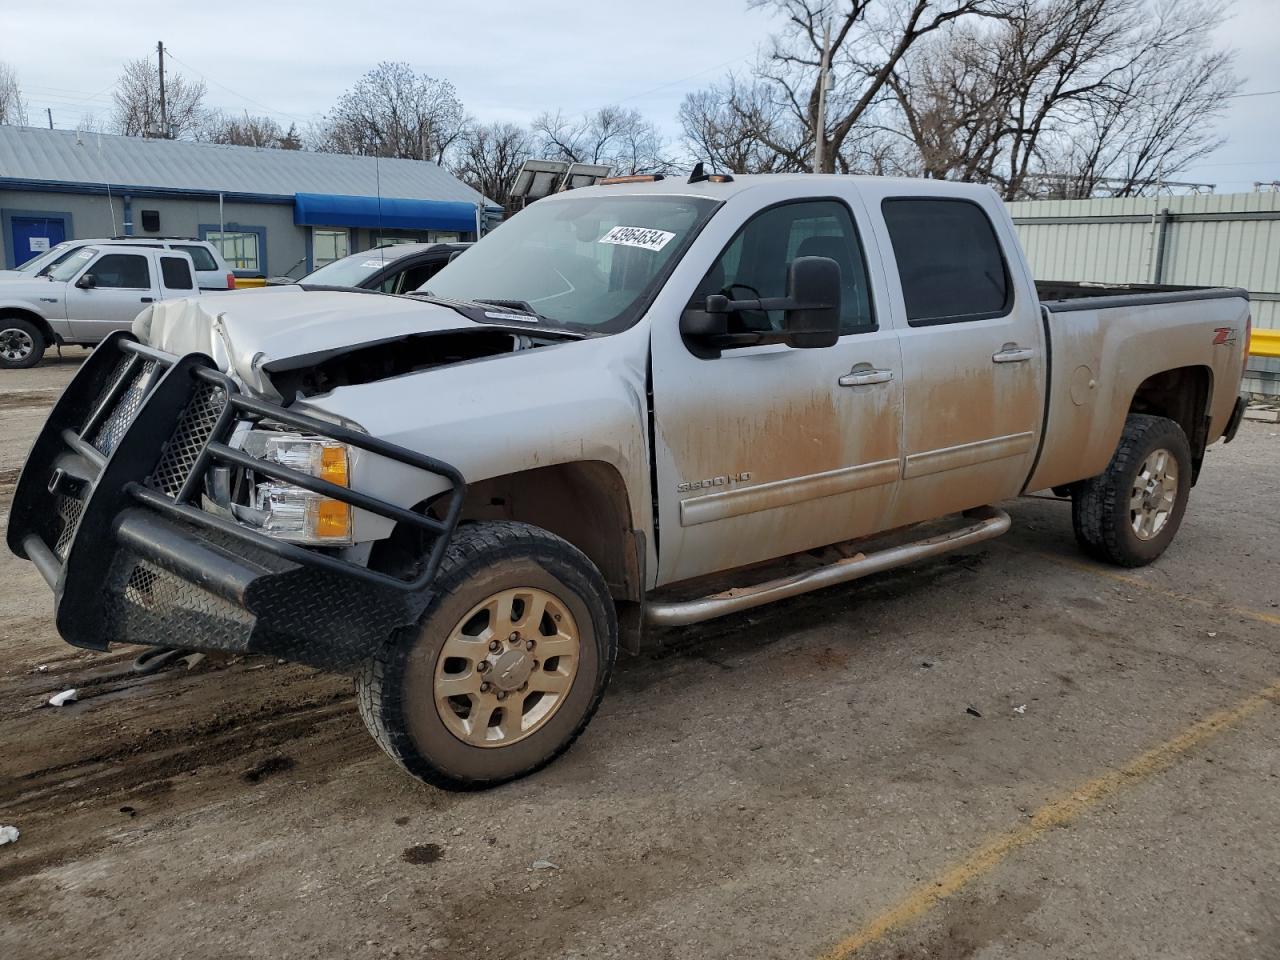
<box><xmin>1071</xmin><ymin>414</ymin><xmax>1192</xmax><ymax>567</ymax></box>
<box><xmin>357</xmin><ymin>521</ymin><xmax>617</xmax><ymax>790</ymax></box>
<box><xmin>0</xmin><ymin>317</ymin><xmax>45</xmax><ymax>369</ymax></box>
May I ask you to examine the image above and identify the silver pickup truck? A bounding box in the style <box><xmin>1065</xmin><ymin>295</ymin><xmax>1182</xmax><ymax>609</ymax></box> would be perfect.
<box><xmin>7</xmin><ymin>172</ymin><xmax>1250</xmax><ymax>790</ymax></box>
<box><xmin>0</xmin><ymin>245</ymin><xmax>200</xmax><ymax>368</ymax></box>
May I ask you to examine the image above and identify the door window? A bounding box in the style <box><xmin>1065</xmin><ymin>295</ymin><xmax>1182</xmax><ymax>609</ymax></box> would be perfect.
<box><xmin>693</xmin><ymin>200</ymin><xmax>875</xmax><ymax>338</ymax></box>
<box><xmin>160</xmin><ymin>256</ymin><xmax>194</xmax><ymax>290</ymax></box>
<box><xmin>91</xmin><ymin>254</ymin><xmax>151</xmax><ymax>289</ymax></box>
<box><xmin>881</xmin><ymin>198</ymin><xmax>1011</xmax><ymax>325</ymax></box>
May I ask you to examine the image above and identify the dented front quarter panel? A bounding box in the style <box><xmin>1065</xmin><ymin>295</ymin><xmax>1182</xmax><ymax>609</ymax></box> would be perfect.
<box><xmin>294</xmin><ymin>322</ymin><xmax>654</xmax><ymax>556</ymax></box>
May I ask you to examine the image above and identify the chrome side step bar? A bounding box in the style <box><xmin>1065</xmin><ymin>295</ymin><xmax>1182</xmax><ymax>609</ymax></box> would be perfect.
<box><xmin>644</xmin><ymin>505</ymin><xmax>1011</xmax><ymax>628</ymax></box>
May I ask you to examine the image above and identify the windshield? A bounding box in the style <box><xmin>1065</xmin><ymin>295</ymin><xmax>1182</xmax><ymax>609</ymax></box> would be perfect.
<box><xmin>302</xmin><ymin>249</ymin><xmax>405</xmax><ymax>288</ymax></box>
<box><xmin>16</xmin><ymin>242</ymin><xmax>75</xmax><ymax>274</ymax></box>
<box><xmin>425</xmin><ymin>194</ymin><xmax>720</xmax><ymax>332</ymax></box>
<box><xmin>48</xmin><ymin>247</ymin><xmax>98</xmax><ymax>283</ymax></box>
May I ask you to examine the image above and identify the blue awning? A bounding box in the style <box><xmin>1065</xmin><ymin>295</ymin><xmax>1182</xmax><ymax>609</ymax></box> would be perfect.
<box><xmin>293</xmin><ymin>192</ymin><xmax>479</xmax><ymax>232</ymax></box>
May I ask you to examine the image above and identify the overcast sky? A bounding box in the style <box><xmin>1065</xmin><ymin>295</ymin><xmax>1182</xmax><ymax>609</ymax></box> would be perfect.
<box><xmin>2</xmin><ymin>0</ymin><xmax>1277</xmax><ymax>192</ymax></box>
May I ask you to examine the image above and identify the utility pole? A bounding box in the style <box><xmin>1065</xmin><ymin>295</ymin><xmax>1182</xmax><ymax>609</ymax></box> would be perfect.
<box><xmin>814</xmin><ymin>21</ymin><xmax>831</xmax><ymax>174</ymax></box>
<box><xmin>46</xmin><ymin>107</ymin><xmax>53</xmax><ymax>129</ymax></box>
<box><xmin>157</xmin><ymin>40</ymin><xmax>168</xmax><ymax>138</ymax></box>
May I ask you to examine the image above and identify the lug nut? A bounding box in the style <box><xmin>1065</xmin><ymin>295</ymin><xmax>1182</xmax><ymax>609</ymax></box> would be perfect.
<box><xmin>509</xmin><ymin>632</ymin><xmax>520</xmax><ymax>643</ymax></box>
<box><xmin>479</xmin><ymin>681</ymin><xmax>491</xmax><ymax>693</ymax></box>
<box><xmin>488</xmin><ymin>639</ymin><xmax>502</xmax><ymax>652</ymax></box>
<box><xmin>496</xmin><ymin>690</ymin><xmax>507</xmax><ymax>701</ymax></box>
<box><xmin>525</xmin><ymin>639</ymin><xmax>536</xmax><ymax>651</ymax></box>
<box><xmin>476</xmin><ymin>661</ymin><xmax>489</xmax><ymax>673</ymax></box>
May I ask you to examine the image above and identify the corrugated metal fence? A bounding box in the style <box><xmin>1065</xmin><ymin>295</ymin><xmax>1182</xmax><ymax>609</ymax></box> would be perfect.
<box><xmin>1007</xmin><ymin>192</ymin><xmax>1280</xmax><ymax>396</ymax></box>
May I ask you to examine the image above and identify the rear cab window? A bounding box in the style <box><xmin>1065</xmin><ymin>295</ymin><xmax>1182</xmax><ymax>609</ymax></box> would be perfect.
<box><xmin>160</xmin><ymin>256</ymin><xmax>195</xmax><ymax>290</ymax></box>
<box><xmin>880</xmin><ymin>198</ymin><xmax>1011</xmax><ymax>325</ymax></box>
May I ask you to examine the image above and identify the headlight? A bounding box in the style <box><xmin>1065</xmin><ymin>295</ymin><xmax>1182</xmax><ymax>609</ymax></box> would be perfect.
<box><xmin>239</xmin><ymin>431</ymin><xmax>353</xmax><ymax>546</ymax></box>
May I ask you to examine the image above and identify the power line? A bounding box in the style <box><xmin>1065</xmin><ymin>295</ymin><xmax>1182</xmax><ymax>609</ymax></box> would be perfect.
<box><xmin>162</xmin><ymin>48</ymin><xmax>315</xmax><ymax>124</ymax></box>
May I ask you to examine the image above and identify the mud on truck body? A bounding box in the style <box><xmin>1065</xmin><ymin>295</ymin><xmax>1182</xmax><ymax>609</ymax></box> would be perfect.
<box><xmin>8</xmin><ymin>172</ymin><xmax>1251</xmax><ymax>789</ymax></box>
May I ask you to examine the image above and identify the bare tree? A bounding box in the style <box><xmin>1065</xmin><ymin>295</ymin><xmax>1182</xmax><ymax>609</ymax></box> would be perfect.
<box><xmin>313</xmin><ymin>62</ymin><xmax>464</xmax><ymax>163</ymax></box>
<box><xmin>200</xmin><ymin>111</ymin><xmax>302</xmax><ymax>150</ymax></box>
<box><xmin>888</xmin><ymin>0</ymin><xmax>1237</xmax><ymax>198</ymax></box>
<box><xmin>532</xmin><ymin>105</ymin><xmax>674</xmax><ymax>175</ymax></box>
<box><xmin>749</xmin><ymin>0</ymin><xmax>1009</xmax><ymax>172</ymax></box>
<box><xmin>0</xmin><ymin>62</ymin><xmax>28</xmax><ymax>125</ymax></box>
<box><xmin>679</xmin><ymin>76</ymin><xmax>809</xmax><ymax>173</ymax></box>
<box><xmin>447</xmin><ymin>121</ymin><xmax>533</xmax><ymax>212</ymax></box>
<box><xmin>110</xmin><ymin>56</ymin><xmax>208</xmax><ymax>138</ymax></box>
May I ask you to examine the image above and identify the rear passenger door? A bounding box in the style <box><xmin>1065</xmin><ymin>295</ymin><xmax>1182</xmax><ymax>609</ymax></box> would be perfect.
<box><xmin>158</xmin><ymin>254</ymin><xmax>197</xmax><ymax>300</ymax></box>
<box><xmin>66</xmin><ymin>251</ymin><xmax>158</xmax><ymax>341</ymax></box>
<box><xmin>870</xmin><ymin>194</ymin><xmax>1045</xmax><ymax>527</ymax></box>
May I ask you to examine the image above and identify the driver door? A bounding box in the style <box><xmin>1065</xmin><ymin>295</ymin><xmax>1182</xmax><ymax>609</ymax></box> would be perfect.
<box><xmin>67</xmin><ymin>252</ymin><xmax>157</xmax><ymax>341</ymax></box>
<box><xmin>651</xmin><ymin>196</ymin><xmax>903</xmax><ymax>586</ymax></box>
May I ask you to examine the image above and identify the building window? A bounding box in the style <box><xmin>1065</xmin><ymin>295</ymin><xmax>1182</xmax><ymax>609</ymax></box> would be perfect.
<box><xmin>205</xmin><ymin>231</ymin><xmax>260</xmax><ymax>272</ymax></box>
<box><xmin>199</xmin><ymin>224</ymin><xmax>268</xmax><ymax>276</ymax></box>
<box><xmin>313</xmin><ymin>229</ymin><xmax>349</xmax><ymax>267</ymax></box>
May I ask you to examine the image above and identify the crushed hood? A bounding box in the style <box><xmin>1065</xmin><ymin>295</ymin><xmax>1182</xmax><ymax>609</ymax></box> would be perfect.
<box><xmin>134</xmin><ymin>286</ymin><xmax>494</xmax><ymax>397</ymax></box>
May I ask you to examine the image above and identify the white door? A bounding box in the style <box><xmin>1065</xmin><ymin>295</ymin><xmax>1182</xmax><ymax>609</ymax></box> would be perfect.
<box><xmin>67</xmin><ymin>251</ymin><xmax>158</xmax><ymax>341</ymax></box>
<box><xmin>651</xmin><ymin>196</ymin><xmax>903</xmax><ymax>586</ymax></box>
<box><xmin>866</xmin><ymin>192</ymin><xmax>1047</xmax><ymax>528</ymax></box>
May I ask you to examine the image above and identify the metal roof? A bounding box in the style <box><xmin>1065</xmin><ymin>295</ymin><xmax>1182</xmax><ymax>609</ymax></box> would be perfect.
<box><xmin>0</xmin><ymin>125</ymin><xmax>492</xmax><ymax>206</ymax></box>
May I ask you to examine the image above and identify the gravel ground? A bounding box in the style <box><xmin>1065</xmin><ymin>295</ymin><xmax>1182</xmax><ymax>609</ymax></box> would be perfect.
<box><xmin>1</xmin><ymin>357</ymin><xmax>1277</xmax><ymax>960</ymax></box>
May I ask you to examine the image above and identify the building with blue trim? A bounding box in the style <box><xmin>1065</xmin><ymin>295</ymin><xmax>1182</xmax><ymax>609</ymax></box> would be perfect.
<box><xmin>0</xmin><ymin>125</ymin><xmax>500</xmax><ymax>277</ymax></box>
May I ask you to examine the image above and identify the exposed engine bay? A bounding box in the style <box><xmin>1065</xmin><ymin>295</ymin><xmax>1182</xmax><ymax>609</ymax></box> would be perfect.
<box><xmin>263</xmin><ymin>328</ymin><xmax>569</xmax><ymax>400</ymax></box>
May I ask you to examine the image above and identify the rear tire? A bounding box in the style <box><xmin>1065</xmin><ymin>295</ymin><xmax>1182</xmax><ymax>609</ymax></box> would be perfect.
<box><xmin>0</xmin><ymin>317</ymin><xmax>45</xmax><ymax>369</ymax></box>
<box><xmin>1071</xmin><ymin>414</ymin><xmax>1191</xmax><ymax>567</ymax></box>
<box><xmin>357</xmin><ymin>521</ymin><xmax>617</xmax><ymax>790</ymax></box>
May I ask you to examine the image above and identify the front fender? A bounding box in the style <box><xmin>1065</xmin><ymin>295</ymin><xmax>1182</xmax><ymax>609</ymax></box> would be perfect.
<box><xmin>298</xmin><ymin>324</ymin><xmax>653</xmax><ymax>544</ymax></box>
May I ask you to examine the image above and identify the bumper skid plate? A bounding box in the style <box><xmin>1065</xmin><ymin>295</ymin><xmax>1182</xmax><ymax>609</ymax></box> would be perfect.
<box><xmin>6</xmin><ymin>333</ymin><xmax>465</xmax><ymax>671</ymax></box>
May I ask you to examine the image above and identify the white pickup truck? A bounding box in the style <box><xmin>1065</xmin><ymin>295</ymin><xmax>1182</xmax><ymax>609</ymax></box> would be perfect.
<box><xmin>8</xmin><ymin>172</ymin><xmax>1250</xmax><ymax>790</ymax></box>
<box><xmin>0</xmin><ymin>245</ymin><xmax>199</xmax><ymax>368</ymax></box>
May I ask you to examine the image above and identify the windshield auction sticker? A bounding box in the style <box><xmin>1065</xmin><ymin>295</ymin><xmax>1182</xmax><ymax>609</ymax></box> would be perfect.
<box><xmin>599</xmin><ymin>226</ymin><xmax>676</xmax><ymax>252</ymax></box>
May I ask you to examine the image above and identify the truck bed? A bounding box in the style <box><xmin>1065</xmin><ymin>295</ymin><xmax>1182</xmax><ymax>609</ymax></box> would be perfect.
<box><xmin>1036</xmin><ymin>280</ymin><xmax>1247</xmax><ymax>310</ymax></box>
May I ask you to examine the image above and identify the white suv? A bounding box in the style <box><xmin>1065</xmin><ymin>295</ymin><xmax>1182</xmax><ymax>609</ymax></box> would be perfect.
<box><xmin>2</xmin><ymin>237</ymin><xmax>235</xmax><ymax>292</ymax></box>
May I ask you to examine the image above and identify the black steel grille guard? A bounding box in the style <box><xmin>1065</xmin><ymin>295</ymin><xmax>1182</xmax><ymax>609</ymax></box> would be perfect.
<box><xmin>6</xmin><ymin>332</ymin><xmax>466</xmax><ymax>668</ymax></box>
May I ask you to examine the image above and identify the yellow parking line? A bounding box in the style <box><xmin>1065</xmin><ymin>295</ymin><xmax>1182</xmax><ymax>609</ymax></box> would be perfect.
<box><xmin>1034</xmin><ymin>551</ymin><xmax>1280</xmax><ymax>627</ymax></box>
<box><xmin>819</xmin><ymin>676</ymin><xmax>1280</xmax><ymax>960</ymax></box>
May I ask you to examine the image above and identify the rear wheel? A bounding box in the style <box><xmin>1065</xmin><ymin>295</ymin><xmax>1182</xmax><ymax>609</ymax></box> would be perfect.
<box><xmin>357</xmin><ymin>521</ymin><xmax>617</xmax><ymax>790</ymax></box>
<box><xmin>1071</xmin><ymin>414</ymin><xmax>1191</xmax><ymax>567</ymax></box>
<box><xmin>0</xmin><ymin>317</ymin><xmax>44</xmax><ymax>369</ymax></box>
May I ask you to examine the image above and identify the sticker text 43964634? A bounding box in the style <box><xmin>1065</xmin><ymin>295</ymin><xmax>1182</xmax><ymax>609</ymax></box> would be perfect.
<box><xmin>599</xmin><ymin>225</ymin><xmax>676</xmax><ymax>252</ymax></box>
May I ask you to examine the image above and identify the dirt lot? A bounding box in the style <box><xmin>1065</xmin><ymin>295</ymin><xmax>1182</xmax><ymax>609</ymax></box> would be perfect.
<box><xmin>1</xmin><ymin>357</ymin><xmax>1277</xmax><ymax>960</ymax></box>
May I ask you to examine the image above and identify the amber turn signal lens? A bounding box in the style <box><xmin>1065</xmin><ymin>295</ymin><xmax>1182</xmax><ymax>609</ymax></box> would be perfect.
<box><xmin>320</xmin><ymin>444</ymin><xmax>349</xmax><ymax>487</ymax></box>
<box><xmin>313</xmin><ymin>498</ymin><xmax>351</xmax><ymax>540</ymax></box>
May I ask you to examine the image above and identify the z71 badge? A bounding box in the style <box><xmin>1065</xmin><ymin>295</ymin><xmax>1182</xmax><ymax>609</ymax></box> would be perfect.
<box><xmin>677</xmin><ymin>472</ymin><xmax>752</xmax><ymax>494</ymax></box>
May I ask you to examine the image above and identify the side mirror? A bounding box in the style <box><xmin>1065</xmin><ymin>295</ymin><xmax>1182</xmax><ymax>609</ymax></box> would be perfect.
<box><xmin>75</xmin><ymin>273</ymin><xmax>96</xmax><ymax>290</ymax></box>
<box><xmin>679</xmin><ymin>255</ymin><xmax>843</xmax><ymax>354</ymax></box>
<box><xmin>783</xmin><ymin>256</ymin><xmax>841</xmax><ymax>349</ymax></box>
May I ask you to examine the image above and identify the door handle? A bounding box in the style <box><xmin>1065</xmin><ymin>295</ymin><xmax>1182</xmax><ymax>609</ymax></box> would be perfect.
<box><xmin>992</xmin><ymin>344</ymin><xmax>1035</xmax><ymax>363</ymax></box>
<box><xmin>838</xmin><ymin>367</ymin><xmax>894</xmax><ymax>387</ymax></box>
<box><xmin>140</xmin><ymin>297</ymin><xmax>154</xmax><ymax>303</ymax></box>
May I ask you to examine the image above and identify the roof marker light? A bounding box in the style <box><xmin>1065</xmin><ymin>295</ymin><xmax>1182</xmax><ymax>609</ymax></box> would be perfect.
<box><xmin>599</xmin><ymin>174</ymin><xmax>666</xmax><ymax>185</ymax></box>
